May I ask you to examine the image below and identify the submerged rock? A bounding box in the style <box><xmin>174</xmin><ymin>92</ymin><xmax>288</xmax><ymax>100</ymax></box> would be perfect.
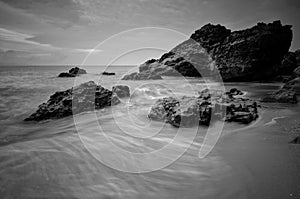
<box><xmin>122</xmin><ymin>71</ymin><xmax>162</xmax><ymax>80</ymax></box>
<box><xmin>148</xmin><ymin>89</ymin><xmax>258</xmax><ymax>127</ymax></box>
<box><xmin>24</xmin><ymin>81</ymin><xmax>120</xmax><ymax>121</ymax></box>
<box><xmin>58</xmin><ymin>67</ymin><xmax>87</xmax><ymax>78</ymax></box>
<box><xmin>112</xmin><ymin>85</ymin><xmax>130</xmax><ymax>98</ymax></box>
<box><xmin>125</xmin><ymin>20</ymin><xmax>292</xmax><ymax>81</ymax></box>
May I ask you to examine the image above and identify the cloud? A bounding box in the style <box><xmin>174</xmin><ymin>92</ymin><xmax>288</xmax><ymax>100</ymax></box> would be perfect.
<box><xmin>74</xmin><ymin>48</ymin><xmax>103</xmax><ymax>53</ymax></box>
<box><xmin>0</xmin><ymin>49</ymin><xmax>66</xmax><ymax>65</ymax></box>
<box><xmin>0</xmin><ymin>27</ymin><xmax>51</xmax><ymax>48</ymax></box>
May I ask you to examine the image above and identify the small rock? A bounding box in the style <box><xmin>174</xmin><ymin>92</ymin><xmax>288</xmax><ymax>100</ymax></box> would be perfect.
<box><xmin>112</xmin><ymin>85</ymin><xmax>130</xmax><ymax>98</ymax></box>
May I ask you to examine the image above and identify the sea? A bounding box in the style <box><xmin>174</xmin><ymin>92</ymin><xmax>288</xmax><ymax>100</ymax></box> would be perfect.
<box><xmin>0</xmin><ymin>65</ymin><xmax>300</xmax><ymax>199</ymax></box>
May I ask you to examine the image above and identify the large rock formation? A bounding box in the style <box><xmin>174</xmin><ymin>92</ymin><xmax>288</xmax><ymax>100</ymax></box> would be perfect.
<box><xmin>148</xmin><ymin>88</ymin><xmax>258</xmax><ymax>127</ymax></box>
<box><xmin>58</xmin><ymin>67</ymin><xmax>87</xmax><ymax>77</ymax></box>
<box><xmin>24</xmin><ymin>81</ymin><xmax>120</xmax><ymax>121</ymax></box>
<box><xmin>124</xmin><ymin>20</ymin><xmax>293</xmax><ymax>81</ymax></box>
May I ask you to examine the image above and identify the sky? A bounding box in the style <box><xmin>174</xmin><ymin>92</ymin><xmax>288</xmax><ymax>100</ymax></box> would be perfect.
<box><xmin>0</xmin><ymin>0</ymin><xmax>299</xmax><ymax>65</ymax></box>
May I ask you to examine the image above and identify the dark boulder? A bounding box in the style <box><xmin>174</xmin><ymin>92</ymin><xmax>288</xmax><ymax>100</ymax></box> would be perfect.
<box><xmin>112</xmin><ymin>85</ymin><xmax>130</xmax><ymax>98</ymax></box>
<box><xmin>191</xmin><ymin>20</ymin><xmax>293</xmax><ymax>81</ymax></box>
<box><xmin>24</xmin><ymin>81</ymin><xmax>120</xmax><ymax>121</ymax></box>
<box><xmin>58</xmin><ymin>67</ymin><xmax>87</xmax><ymax>78</ymax></box>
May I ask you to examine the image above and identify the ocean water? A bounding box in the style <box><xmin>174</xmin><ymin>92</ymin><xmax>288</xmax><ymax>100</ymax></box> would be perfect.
<box><xmin>0</xmin><ymin>65</ymin><xmax>300</xmax><ymax>199</ymax></box>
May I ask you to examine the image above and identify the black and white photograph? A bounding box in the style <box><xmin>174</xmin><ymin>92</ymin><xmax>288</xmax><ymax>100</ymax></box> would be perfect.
<box><xmin>0</xmin><ymin>0</ymin><xmax>300</xmax><ymax>198</ymax></box>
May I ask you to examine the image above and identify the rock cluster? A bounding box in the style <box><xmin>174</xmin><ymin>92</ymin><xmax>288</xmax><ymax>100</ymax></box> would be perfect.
<box><xmin>148</xmin><ymin>88</ymin><xmax>258</xmax><ymax>127</ymax></box>
<box><xmin>58</xmin><ymin>67</ymin><xmax>87</xmax><ymax>77</ymax></box>
<box><xmin>124</xmin><ymin>20</ymin><xmax>293</xmax><ymax>81</ymax></box>
<box><xmin>24</xmin><ymin>81</ymin><xmax>120</xmax><ymax>121</ymax></box>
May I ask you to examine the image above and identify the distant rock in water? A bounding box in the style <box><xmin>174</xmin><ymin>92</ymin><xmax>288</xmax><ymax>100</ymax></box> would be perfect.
<box><xmin>148</xmin><ymin>88</ymin><xmax>258</xmax><ymax>127</ymax></box>
<box><xmin>125</xmin><ymin>20</ymin><xmax>292</xmax><ymax>81</ymax></box>
<box><xmin>58</xmin><ymin>67</ymin><xmax>87</xmax><ymax>78</ymax></box>
<box><xmin>122</xmin><ymin>71</ymin><xmax>162</xmax><ymax>80</ymax></box>
<box><xmin>24</xmin><ymin>81</ymin><xmax>120</xmax><ymax>121</ymax></box>
<box><xmin>102</xmin><ymin>71</ymin><xmax>115</xmax><ymax>76</ymax></box>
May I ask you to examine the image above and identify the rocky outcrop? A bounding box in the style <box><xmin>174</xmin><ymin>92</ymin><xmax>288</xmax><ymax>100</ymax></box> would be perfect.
<box><xmin>289</xmin><ymin>65</ymin><xmax>300</xmax><ymax>80</ymax></box>
<box><xmin>261</xmin><ymin>66</ymin><xmax>300</xmax><ymax>103</ymax></box>
<box><xmin>24</xmin><ymin>81</ymin><xmax>120</xmax><ymax>121</ymax></box>
<box><xmin>112</xmin><ymin>85</ymin><xmax>130</xmax><ymax>98</ymax></box>
<box><xmin>125</xmin><ymin>20</ymin><xmax>292</xmax><ymax>81</ymax></box>
<box><xmin>148</xmin><ymin>88</ymin><xmax>258</xmax><ymax>127</ymax></box>
<box><xmin>282</xmin><ymin>66</ymin><xmax>300</xmax><ymax>94</ymax></box>
<box><xmin>58</xmin><ymin>67</ymin><xmax>87</xmax><ymax>77</ymax></box>
<box><xmin>279</xmin><ymin>52</ymin><xmax>299</xmax><ymax>75</ymax></box>
<box><xmin>276</xmin><ymin>50</ymin><xmax>300</xmax><ymax>80</ymax></box>
<box><xmin>122</xmin><ymin>71</ymin><xmax>162</xmax><ymax>80</ymax></box>
<box><xmin>260</xmin><ymin>88</ymin><xmax>298</xmax><ymax>103</ymax></box>
<box><xmin>289</xmin><ymin>136</ymin><xmax>300</xmax><ymax>144</ymax></box>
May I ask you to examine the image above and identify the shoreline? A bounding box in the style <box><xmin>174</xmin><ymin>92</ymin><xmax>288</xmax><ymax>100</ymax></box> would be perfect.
<box><xmin>216</xmin><ymin>113</ymin><xmax>300</xmax><ymax>198</ymax></box>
